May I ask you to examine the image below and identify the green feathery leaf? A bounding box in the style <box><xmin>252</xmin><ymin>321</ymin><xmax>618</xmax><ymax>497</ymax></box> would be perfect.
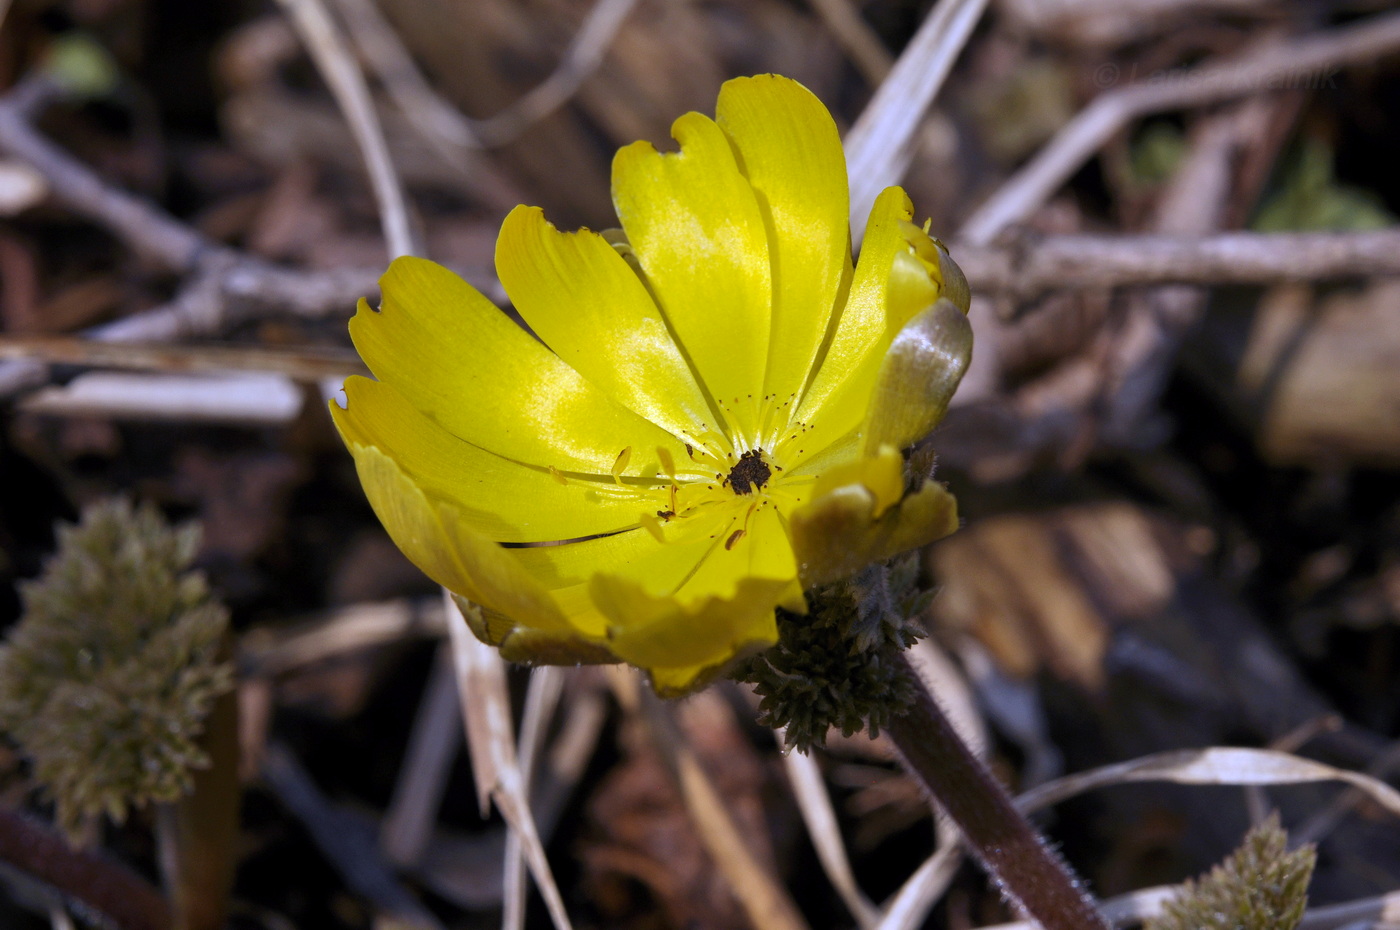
<box><xmin>731</xmin><ymin>554</ymin><xmax>930</xmax><ymax>752</ymax></box>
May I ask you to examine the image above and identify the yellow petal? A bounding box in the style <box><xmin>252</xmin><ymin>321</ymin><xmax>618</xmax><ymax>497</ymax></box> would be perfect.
<box><xmin>612</xmin><ymin>112</ymin><xmax>771</xmax><ymax>440</ymax></box>
<box><xmin>791</xmin><ymin>466</ymin><xmax>959</xmax><ymax>589</ymax></box>
<box><xmin>453</xmin><ymin>594</ymin><xmax>617</xmax><ymax>665</ymax></box>
<box><xmin>673</xmin><ymin>502</ymin><xmax>805</xmax><ymax>611</ymax></box>
<box><xmin>332</xmin><ymin>377</ymin><xmax>654</xmax><ymax>542</ymax></box>
<box><xmin>345</xmin><ymin>442</ymin><xmax>578</xmax><ymax>634</ymax></box>
<box><xmin>809</xmin><ymin>444</ymin><xmax>905</xmax><ymax>519</ymax></box>
<box><xmin>715</xmin><ymin>75</ymin><xmax>851</xmax><ymax>407</ymax></box>
<box><xmin>605</xmin><ymin>576</ymin><xmax>785</xmax><ymax>697</ymax></box>
<box><xmin>788</xmin><ymin>188</ymin><xmax>943</xmax><ymax>466</ymax></box>
<box><xmin>859</xmin><ymin>298</ymin><xmax>973</xmax><ymax>456</ymax></box>
<box><xmin>351</xmin><ymin>256</ymin><xmax>687</xmax><ymax>473</ymax></box>
<box><xmin>508</xmin><ymin>518</ymin><xmax>723</xmax><ymax>595</ymax></box>
<box><xmin>587</xmin><ymin>504</ymin><xmax>801</xmax><ymax>691</ymax></box>
<box><xmin>496</xmin><ymin>206</ymin><xmax>715</xmax><ymax>445</ymax></box>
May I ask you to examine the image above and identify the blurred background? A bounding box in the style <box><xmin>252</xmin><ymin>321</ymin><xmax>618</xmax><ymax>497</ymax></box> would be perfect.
<box><xmin>2</xmin><ymin>0</ymin><xmax>1400</xmax><ymax>927</ymax></box>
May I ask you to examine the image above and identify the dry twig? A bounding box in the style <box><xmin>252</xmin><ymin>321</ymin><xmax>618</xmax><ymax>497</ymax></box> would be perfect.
<box><xmin>0</xmin><ymin>336</ymin><xmax>366</xmax><ymax>380</ymax></box>
<box><xmin>443</xmin><ymin>594</ymin><xmax>574</xmax><ymax>930</ymax></box>
<box><xmin>335</xmin><ymin>0</ymin><xmax>638</xmax><ymax>151</ymax></box>
<box><xmin>960</xmin><ymin>9</ymin><xmax>1400</xmax><ymax>244</ymax></box>
<box><xmin>275</xmin><ymin>0</ymin><xmax>416</xmax><ymax>258</ymax></box>
<box><xmin>0</xmin><ymin>78</ymin><xmax>377</xmax><ymax>396</ymax></box>
<box><xmin>953</xmin><ymin>228</ymin><xmax>1400</xmax><ymax>300</ymax></box>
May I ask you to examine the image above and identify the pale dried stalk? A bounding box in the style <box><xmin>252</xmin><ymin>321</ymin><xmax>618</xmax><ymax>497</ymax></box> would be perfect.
<box><xmin>960</xmin><ymin>8</ymin><xmax>1400</xmax><ymax>244</ymax></box>
<box><xmin>276</xmin><ymin>0</ymin><xmax>416</xmax><ymax>258</ymax></box>
<box><xmin>635</xmin><ymin>685</ymin><xmax>811</xmax><ymax>930</ymax></box>
<box><xmin>19</xmin><ymin>371</ymin><xmax>305</xmax><ymax>425</ymax></box>
<box><xmin>240</xmin><ymin>599</ymin><xmax>445</xmax><ymax>678</ymax></box>
<box><xmin>875</xmin><ymin>840</ymin><xmax>963</xmax><ymax>930</ymax></box>
<box><xmin>845</xmin><ymin>0</ymin><xmax>990</xmax><ymax>238</ymax></box>
<box><xmin>331</xmin><ymin>0</ymin><xmax>483</xmax><ymax>156</ymax></box>
<box><xmin>0</xmin><ymin>336</ymin><xmax>366</xmax><ymax>380</ymax></box>
<box><xmin>472</xmin><ymin>0</ymin><xmax>639</xmax><ymax>147</ymax></box>
<box><xmin>443</xmin><ymin>594</ymin><xmax>574</xmax><ymax>930</ymax></box>
<box><xmin>0</xmin><ymin>81</ymin><xmax>377</xmax><ymax>397</ymax></box>
<box><xmin>334</xmin><ymin>0</ymin><xmax>635</xmax><ymax>153</ymax></box>
<box><xmin>783</xmin><ymin>749</ymin><xmax>879</xmax><ymax>928</ymax></box>
<box><xmin>1015</xmin><ymin>747</ymin><xmax>1400</xmax><ymax>818</ymax></box>
<box><xmin>503</xmin><ymin>667</ymin><xmax>566</xmax><ymax>930</ymax></box>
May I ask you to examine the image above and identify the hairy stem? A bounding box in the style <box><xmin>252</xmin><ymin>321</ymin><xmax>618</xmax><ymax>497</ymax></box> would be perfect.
<box><xmin>0</xmin><ymin>807</ymin><xmax>171</xmax><ymax>930</ymax></box>
<box><xmin>886</xmin><ymin>650</ymin><xmax>1110</xmax><ymax>930</ymax></box>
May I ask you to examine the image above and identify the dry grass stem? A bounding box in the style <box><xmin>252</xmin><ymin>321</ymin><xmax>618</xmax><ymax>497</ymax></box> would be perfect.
<box><xmin>503</xmin><ymin>667</ymin><xmax>566</xmax><ymax>930</ymax></box>
<box><xmin>805</xmin><ymin>0</ymin><xmax>892</xmax><ymax>86</ymax></box>
<box><xmin>845</xmin><ymin>0</ymin><xmax>990</xmax><ymax>238</ymax></box>
<box><xmin>1017</xmin><ymin>747</ymin><xmax>1400</xmax><ymax>818</ymax></box>
<box><xmin>954</xmin><ymin>228</ymin><xmax>1400</xmax><ymax>299</ymax></box>
<box><xmin>636</xmin><ymin>684</ymin><xmax>811</xmax><ymax>930</ymax></box>
<box><xmin>240</xmin><ymin>599</ymin><xmax>445</xmax><ymax>678</ymax></box>
<box><xmin>330</xmin><ymin>0</ymin><xmax>483</xmax><ymax>155</ymax></box>
<box><xmin>782</xmin><ymin>748</ymin><xmax>879</xmax><ymax>928</ymax></box>
<box><xmin>443</xmin><ymin>593</ymin><xmax>574</xmax><ymax>930</ymax></box>
<box><xmin>874</xmin><ymin>840</ymin><xmax>964</xmax><ymax>930</ymax></box>
<box><xmin>0</xmin><ymin>336</ymin><xmax>367</xmax><ymax>380</ymax></box>
<box><xmin>275</xmin><ymin>0</ymin><xmax>416</xmax><ymax>258</ymax></box>
<box><xmin>19</xmin><ymin>371</ymin><xmax>305</xmax><ymax>424</ymax></box>
<box><xmin>473</xmin><ymin>0</ymin><xmax>639</xmax><ymax>147</ymax></box>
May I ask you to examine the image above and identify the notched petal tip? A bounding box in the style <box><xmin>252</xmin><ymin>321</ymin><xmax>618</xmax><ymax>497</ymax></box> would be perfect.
<box><xmin>591</xmin><ymin>571</ymin><xmax>784</xmax><ymax>689</ymax></box>
<box><xmin>646</xmin><ymin>635</ymin><xmax>774</xmax><ymax>698</ymax></box>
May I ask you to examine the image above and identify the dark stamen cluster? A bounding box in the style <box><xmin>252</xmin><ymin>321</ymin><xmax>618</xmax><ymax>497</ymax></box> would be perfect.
<box><xmin>727</xmin><ymin>449</ymin><xmax>771</xmax><ymax>495</ymax></box>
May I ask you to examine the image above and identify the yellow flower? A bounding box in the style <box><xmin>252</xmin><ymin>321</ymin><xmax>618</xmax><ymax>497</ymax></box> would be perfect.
<box><xmin>331</xmin><ymin>75</ymin><xmax>971</xmax><ymax>695</ymax></box>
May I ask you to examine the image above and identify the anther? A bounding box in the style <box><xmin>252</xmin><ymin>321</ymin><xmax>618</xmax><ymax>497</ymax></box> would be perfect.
<box><xmin>727</xmin><ymin>449</ymin><xmax>771</xmax><ymax>495</ymax></box>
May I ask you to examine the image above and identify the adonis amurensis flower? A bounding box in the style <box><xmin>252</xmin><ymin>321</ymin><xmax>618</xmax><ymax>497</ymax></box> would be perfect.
<box><xmin>332</xmin><ymin>75</ymin><xmax>972</xmax><ymax>695</ymax></box>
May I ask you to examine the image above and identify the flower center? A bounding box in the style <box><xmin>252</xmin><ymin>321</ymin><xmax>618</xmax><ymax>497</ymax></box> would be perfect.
<box><xmin>727</xmin><ymin>449</ymin><xmax>771</xmax><ymax>495</ymax></box>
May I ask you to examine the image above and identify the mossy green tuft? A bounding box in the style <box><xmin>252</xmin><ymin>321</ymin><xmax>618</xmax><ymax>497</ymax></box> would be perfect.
<box><xmin>1147</xmin><ymin>813</ymin><xmax>1316</xmax><ymax>930</ymax></box>
<box><xmin>0</xmin><ymin>498</ymin><xmax>234</xmax><ymax>837</ymax></box>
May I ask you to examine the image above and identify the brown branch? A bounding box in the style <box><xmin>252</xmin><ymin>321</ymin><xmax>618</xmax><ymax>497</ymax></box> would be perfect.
<box><xmin>0</xmin><ymin>78</ymin><xmax>379</xmax><ymax>397</ymax></box>
<box><xmin>960</xmin><ymin>8</ymin><xmax>1400</xmax><ymax>244</ymax></box>
<box><xmin>0</xmin><ymin>806</ymin><xmax>172</xmax><ymax>930</ymax></box>
<box><xmin>953</xmin><ymin>228</ymin><xmax>1400</xmax><ymax>300</ymax></box>
<box><xmin>0</xmin><ymin>78</ymin><xmax>213</xmax><ymax>271</ymax></box>
<box><xmin>0</xmin><ymin>336</ymin><xmax>367</xmax><ymax>379</ymax></box>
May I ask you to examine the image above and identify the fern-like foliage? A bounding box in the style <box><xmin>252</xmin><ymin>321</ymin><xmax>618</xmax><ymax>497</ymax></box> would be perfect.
<box><xmin>732</xmin><ymin>554</ymin><xmax>933</xmax><ymax>752</ymax></box>
<box><xmin>1147</xmin><ymin>813</ymin><xmax>1316</xmax><ymax>930</ymax></box>
<box><xmin>0</xmin><ymin>498</ymin><xmax>234</xmax><ymax>837</ymax></box>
